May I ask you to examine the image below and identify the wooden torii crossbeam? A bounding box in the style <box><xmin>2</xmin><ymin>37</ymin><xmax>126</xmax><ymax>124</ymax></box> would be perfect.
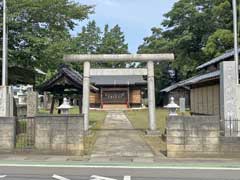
<box><xmin>64</xmin><ymin>54</ymin><xmax>174</xmax><ymax>134</ymax></box>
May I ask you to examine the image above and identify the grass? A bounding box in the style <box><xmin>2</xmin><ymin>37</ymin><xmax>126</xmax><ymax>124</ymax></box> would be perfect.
<box><xmin>126</xmin><ymin>109</ymin><xmax>168</xmax><ymax>132</ymax></box>
<box><xmin>125</xmin><ymin>108</ymin><xmax>169</xmax><ymax>155</ymax></box>
<box><xmin>126</xmin><ymin>109</ymin><xmax>190</xmax><ymax>156</ymax></box>
<box><xmin>83</xmin><ymin>110</ymin><xmax>107</xmax><ymax>155</ymax></box>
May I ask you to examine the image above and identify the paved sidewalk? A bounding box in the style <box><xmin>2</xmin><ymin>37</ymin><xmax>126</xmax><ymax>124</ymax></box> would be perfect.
<box><xmin>90</xmin><ymin>111</ymin><xmax>155</xmax><ymax>162</ymax></box>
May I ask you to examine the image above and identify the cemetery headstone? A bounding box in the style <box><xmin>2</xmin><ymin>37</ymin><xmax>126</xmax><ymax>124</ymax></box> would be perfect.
<box><xmin>179</xmin><ymin>97</ymin><xmax>186</xmax><ymax>113</ymax></box>
<box><xmin>27</xmin><ymin>91</ymin><xmax>38</xmax><ymax>117</ymax></box>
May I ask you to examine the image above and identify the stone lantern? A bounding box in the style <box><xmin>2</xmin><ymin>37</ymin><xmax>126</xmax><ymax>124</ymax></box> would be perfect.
<box><xmin>57</xmin><ymin>98</ymin><xmax>73</xmax><ymax>115</ymax></box>
<box><xmin>164</xmin><ymin>97</ymin><xmax>179</xmax><ymax>116</ymax></box>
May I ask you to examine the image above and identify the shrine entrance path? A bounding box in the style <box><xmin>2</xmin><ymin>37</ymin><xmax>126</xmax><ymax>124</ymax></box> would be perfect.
<box><xmin>89</xmin><ymin>111</ymin><xmax>155</xmax><ymax>162</ymax></box>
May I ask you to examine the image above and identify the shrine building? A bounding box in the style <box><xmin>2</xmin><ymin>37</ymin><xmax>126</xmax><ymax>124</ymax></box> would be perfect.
<box><xmin>90</xmin><ymin>74</ymin><xmax>147</xmax><ymax>109</ymax></box>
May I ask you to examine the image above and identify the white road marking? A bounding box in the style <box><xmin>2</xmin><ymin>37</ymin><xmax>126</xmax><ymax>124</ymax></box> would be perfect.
<box><xmin>90</xmin><ymin>175</ymin><xmax>117</xmax><ymax>180</ymax></box>
<box><xmin>52</xmin><ymin>174</ymin><xmax>70</xmax><ymax>180</ymax></box>
<box><xmin>1</xmin><ymin>163</ymin><xmax>240</xmax><ymax>171</ymax></box>
<box><xmin>0</xmin><ymin>175</ymin><xmax>6</xmax><ymax>178</ymax></box>
<box><xmin>123</xmin><ymin>176</ymin><xmax>131</xmax><ymax>180</ymax></box>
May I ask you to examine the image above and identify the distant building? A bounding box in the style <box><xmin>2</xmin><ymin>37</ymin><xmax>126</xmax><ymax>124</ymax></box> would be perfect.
<box><xmin>161</xmin><ymin>84</ymin><xmax>190</xmax><ymax>109</ymax></box>
<box><xmin>161</xmin><ymin>49</ymin><xmax>240</xmax><ymax>116</ymax></box>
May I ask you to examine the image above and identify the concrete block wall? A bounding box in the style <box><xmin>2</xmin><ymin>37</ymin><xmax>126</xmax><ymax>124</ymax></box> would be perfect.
<box><xmin>219</xmin><ymin>137</ymin><xmax>240</xmax><ymax>158</ymax></box>
<box><xmin>35</xmin><ymin>115</ymin><xmax>84</xmax><ymax>155</ymax></box>
<box><xmin>167</xmin><ymin>116</ymin><xmax>221</xmax><ymax>158</ymax></box>
<box><xmin>0</xmin><ymin>117</ymin><xmax>16</xmax><ymax>152</ymax></box>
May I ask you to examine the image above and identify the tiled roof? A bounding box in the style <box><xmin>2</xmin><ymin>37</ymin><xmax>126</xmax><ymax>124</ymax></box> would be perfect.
<box><xmin>161</xmin><ymin>71</ymin><xmax>220</xmax><ymax>92</ymax></box>
<box><xmin>197</xmin><ymin>49</ymin><xmax>240</xmax><ymax>70</ymax></box>
<box><xmin>39</xmin><ymin>65</ymin><xmax>98</xmax><ymax>92</ymax></box>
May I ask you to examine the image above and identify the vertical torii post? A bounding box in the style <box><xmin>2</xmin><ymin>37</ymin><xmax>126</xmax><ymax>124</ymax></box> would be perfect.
<box><xmin>82</xmin><ymin>61</ymin><xmax>90</xmax><ymax>131</ymax></box>
<box><xmin>147</xmin><ymin>61</ymin><xmax>156</xmax><ymax>131</ymax></box>
<box><xmin>63</xmin><ymin>54</ymin><xmax>174</xmax><ymax>133</ymax></box>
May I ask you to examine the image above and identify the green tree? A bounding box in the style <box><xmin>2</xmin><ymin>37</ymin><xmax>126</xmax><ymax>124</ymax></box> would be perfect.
<box><xmin>138</xmin><ymin>0</ymin><xmax>239</xmax><ymax>106</ymax></box>
<box><xmin>0</xmin><ymin>0</ymin><xmax>93</xmax><ymax>77</ymax></box>
<box><xmin>72</xmin><ymin>20</ymin><xmax>101</xmax><ymax>54</ymax></box>
<box><xmin>139</xmin><ymin>0</ymin><xmax>239</xmax><ymax>79</ymax></box>
<box><xmin>204</xmin><ymin>29</ymin><xmax>234</xmax><ymax>57</ymax></box>
<box><xmin>97</xmin><ymin>24</ymin><xmax>129</xmax><ymax>68</ymax></box>
<box><xmin>71</xmin><ymin>20</ymin><xmax>102</xmax><ymax>71</ymax></box>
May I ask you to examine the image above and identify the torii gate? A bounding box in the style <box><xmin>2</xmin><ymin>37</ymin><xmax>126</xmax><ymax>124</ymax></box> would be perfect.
<box><xmin>64</xmin><ymin>54</ymin><xmax>174</xmax><ymax>133</ymax></box>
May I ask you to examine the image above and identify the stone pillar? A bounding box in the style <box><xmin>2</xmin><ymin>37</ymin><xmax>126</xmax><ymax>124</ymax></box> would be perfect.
<box><xmin>43</xmin><ymin>91</ymin><xmax>48</xmax><ymax>110</ymax></box>
<box><xmin>27</xmin><ymin>91</ymin><xmax>38</xmax><ymax>117</ymax></box>
<box><xmin>220</xmin><ymin>61</ymin><xmax>239</xmax><ymax>136</ymax></box>
<box><xmin>237</xmin><ymin>84</ymin><xmax>240</xmax><ymax>123</ymax></box>
<box><xmin>179</xmin><ymin>98</ymin><xmax>186</xmax><ymax>113</ymax></box>
<box><xmin>82</xmin><ymin>61</ymin><xmax>90</xmax><ymax>132</ymax></box>
<box><xmin>0</xmin><ymin>86</ymin><xmax>13</xmax><ymax>117</ymax></box>
<box><xmin>147</xmin><ymin>61</ymin><xmax>157</xmax><ymax>132</ymax></box>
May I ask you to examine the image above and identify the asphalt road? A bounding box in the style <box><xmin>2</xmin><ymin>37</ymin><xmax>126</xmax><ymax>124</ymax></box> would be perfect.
<box><xmin>0</xmin><ymin>166</ymin><xmax>240</xmax><ymax>180</ymax></box>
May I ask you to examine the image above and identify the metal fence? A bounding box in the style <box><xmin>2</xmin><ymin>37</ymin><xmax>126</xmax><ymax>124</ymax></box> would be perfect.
<box><xmin>15</xmin><ymin>117</ymin><xmax>35</xmax><ymax>151</ymax></box>
<box><xmin>223</xmin><ymin>118</ymin><xmax>240</xmax><ymax>137</ymax></box>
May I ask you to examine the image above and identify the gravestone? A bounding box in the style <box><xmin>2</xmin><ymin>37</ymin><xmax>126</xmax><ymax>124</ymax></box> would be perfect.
<box><xmin>179</xmin><ymin>97</ymin><xmax>186</xmax><ymax>113</ymax></box>
<box><xmin>27</xmin><ymin>91</ymin><xmax>38</xmax><ymax>117</ymax></box>
<box><xmin>43</xmin><ymin>91</ymin><xmax>48</xmax><ymax>110</ymax></box>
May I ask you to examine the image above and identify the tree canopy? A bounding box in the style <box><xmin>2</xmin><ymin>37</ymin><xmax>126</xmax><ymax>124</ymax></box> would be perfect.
<box><xmin>138</xmin><ymin>0</ymin><xmax>239</xmax><ymax>105</ymax></box>
<box><xmin>71</xmin><ymin>21</ymin><xmax>128</xmax><ymax>69</ymax></box>
<box><xmin>0</xmin><ymin>0</ymin><xmax>93</xmax><ymax>72</ymax></box>
<box><xmin>138</xmin><ymin>0</ymin><xmax>239</xmax><ymax>79</ymax></box>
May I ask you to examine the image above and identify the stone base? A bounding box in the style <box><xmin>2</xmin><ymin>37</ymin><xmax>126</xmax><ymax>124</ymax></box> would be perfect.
<box><xmin>145</xmin><ymin>130</ymin><xmax>161</xmax><ymax>136</ymax></box>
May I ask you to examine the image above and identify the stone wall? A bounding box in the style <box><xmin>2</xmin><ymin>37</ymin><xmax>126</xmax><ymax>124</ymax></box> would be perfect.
<box><xmin>0</xmin><ymin>117</ymin><xmax>16</xmax><ymax>152</ymax></box>
<box><xmin>35</xmin><ymin>115</ymin><xmax>84</xmax><ymax>155</ymax></box>
<box><xmin>167</xmin><ymin>116</ymin><xmax>240</xmax><ymax>158</ymax></box>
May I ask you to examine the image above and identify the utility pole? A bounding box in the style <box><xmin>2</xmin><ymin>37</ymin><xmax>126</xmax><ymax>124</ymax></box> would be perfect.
<box><xmin>0</xmin><ymin>0</ymin><xmax>10</xmax><ymax>118</ymax></box>
<box><xmin>2</xmin><ymin>0</ymin><xmax>8</xmax><ymax>86</ymax></box>
<box><xmin>233</xmin><ymin>0</ymin><xmax>239</xmax><ymax>84</ymax></box>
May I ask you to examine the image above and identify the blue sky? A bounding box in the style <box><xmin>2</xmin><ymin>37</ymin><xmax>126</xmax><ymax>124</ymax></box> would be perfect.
<box><xmin>73</xmin><ymin>0</ymin><xmax>178</xmax><ymax>53</ymax></box>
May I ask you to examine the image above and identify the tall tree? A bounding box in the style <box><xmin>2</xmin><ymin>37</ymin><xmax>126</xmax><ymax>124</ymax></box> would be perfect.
<box><xmin>72</xmin><ymin>20</ymin><xmax>101</xmax><ymax>54</ymax></box>
<box><xmin>97</xmin><ymin>24</ymin><xmax>129</xmax><ymax>68</ymax></box>
<box><xmin>138</xmin><ymin>0</ymin><xmax>239</xmax><ymax>105</ymax></box>
<box><xmin>71</xmin><ymin>20</ymin><xmax>102</xmax><ymax>71</ymax></box>
<box><xmin>0</xmin><ymin>0</ymin><xmax>93</xmax><ymax>75</ymax></box>
<box><xmin>138</xmin><ymin>0</ymin><xmax>238</xmax><ymax>80</ymax></box>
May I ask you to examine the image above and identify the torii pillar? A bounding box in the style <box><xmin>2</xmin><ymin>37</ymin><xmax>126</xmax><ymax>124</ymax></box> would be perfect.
<box><xmin>63</xmin><ymin>54</ymin><xmax>174</xmax><ymax>133</ymax></box>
